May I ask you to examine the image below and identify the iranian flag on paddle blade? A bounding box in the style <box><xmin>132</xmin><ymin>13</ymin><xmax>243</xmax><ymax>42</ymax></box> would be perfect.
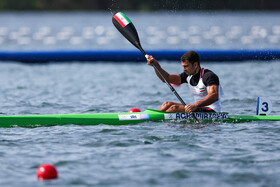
<box><xmin>113</xmin><ymin>12</ymin><xmax>131</xmax><ymax>28</ymax></box>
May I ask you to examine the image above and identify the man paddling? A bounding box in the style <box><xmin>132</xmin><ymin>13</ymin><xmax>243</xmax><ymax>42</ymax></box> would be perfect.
<box><xmin>147</xmin><ymin>50</ymin><xmax>222</xmax><ymax>113</ymax></box>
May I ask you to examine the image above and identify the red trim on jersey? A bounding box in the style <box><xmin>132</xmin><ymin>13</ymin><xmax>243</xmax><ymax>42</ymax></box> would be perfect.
<box><xmin>200</xmin><ymin>68</ymin><xmax>204</xmax><ymax>79</ymax></box>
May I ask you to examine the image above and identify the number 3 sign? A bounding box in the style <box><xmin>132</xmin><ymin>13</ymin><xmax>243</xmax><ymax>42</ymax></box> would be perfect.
<box><xmin>256</xmin><ymin>97</ymin><xmax>272</xmax><ymax>115</ymax></box>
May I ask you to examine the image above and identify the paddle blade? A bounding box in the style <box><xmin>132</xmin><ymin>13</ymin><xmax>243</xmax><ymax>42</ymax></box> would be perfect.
<box><xmin>112</xmin><ymin>12</ymin><xmax>146</xmax><ymax>55</ymax></box>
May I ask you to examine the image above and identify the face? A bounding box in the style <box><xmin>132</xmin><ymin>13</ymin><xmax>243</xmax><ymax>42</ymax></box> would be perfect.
<box><xmin>181</xmin><ymin>60</ymin><xmax>199</xmax><ymax>75</ymax></box>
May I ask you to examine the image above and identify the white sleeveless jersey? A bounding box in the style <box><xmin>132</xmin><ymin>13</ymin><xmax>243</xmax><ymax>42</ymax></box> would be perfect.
<box><xmin>186</xmin><ymin>68</ymin><xmax>222</xmax><ymax>112</ymax></box>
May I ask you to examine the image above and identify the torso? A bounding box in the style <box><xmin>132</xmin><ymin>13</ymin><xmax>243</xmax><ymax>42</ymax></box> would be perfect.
<box><xmin>180</xmin><ymin>68</ymin><xmax>222</xmax><ymax>112</ymax></box>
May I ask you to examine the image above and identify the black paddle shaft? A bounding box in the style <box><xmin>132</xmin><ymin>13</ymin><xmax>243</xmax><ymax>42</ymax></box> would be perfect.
<box><xmin>112</xmin><ymin>12</ymin><xmax>199</xmax><ymax>124</ymax></box>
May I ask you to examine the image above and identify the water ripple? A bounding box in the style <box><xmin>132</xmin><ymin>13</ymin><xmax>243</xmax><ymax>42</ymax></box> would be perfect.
<box><xmin>0</xmin><ymin>61</ymin><xmax>280</xmax><ymax>186</ymax></box>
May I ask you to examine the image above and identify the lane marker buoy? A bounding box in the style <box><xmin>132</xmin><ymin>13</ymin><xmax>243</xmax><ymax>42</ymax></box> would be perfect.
<box><xmin>128</xmin><ymin>108</ymin><xmax>141</xmax><ymax>113</ymax></box>
<box><xmin>37</xmin><ymin>164</ymin><xmax>58</xmax><ymax>181</ymax></box>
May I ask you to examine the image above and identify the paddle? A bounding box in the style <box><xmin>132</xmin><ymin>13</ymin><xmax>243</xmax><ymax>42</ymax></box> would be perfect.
<box><xmin>112</xmin><ymin>12</ymin><xmax>200</xmax><ymax>124</ymax></box>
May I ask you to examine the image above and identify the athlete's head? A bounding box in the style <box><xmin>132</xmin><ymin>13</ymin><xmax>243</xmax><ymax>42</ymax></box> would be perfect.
<box><xmin>181</xmin><ymin>51</ymin><xmax>200</xmax><ymax>66</ymax></box>
<box><xmin>181</xmin><ymin>51</ymin><xmax>200</xmax><ymax>76</ymax></box>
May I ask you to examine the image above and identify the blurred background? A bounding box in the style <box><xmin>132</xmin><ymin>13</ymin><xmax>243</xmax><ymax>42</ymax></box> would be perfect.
<box><xmin>0</xmin><ymin>0</ymin><xmax>280</xmax><ymax>11</ymax></box>
<box><xmin>0</xmin><ymin>0</ymin><xmax>279</xmax><ymax>53</ymax></box>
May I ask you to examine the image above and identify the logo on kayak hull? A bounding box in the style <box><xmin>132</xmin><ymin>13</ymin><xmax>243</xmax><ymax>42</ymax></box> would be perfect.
<box><xmin>118</xmin><ymin>114</ymin><xmax>150</xmax><ymax>121</ymax></box>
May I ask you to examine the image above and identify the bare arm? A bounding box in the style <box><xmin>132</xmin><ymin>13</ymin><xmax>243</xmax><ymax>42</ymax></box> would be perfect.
<box><xmin>146</xmin><ymin>55</ymin><xmax>181</xmax><ymax>85</ymax></box>
<box><xmin>185</xmin><ymin>85</ymin><xmax>219</xmax><ymax>113</ymax></box>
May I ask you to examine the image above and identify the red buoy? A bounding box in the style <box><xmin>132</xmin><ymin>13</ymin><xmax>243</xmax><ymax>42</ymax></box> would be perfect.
<box><xmin>37</xmin><ymin>164</ymin><xmax>58</xmax><ymax>181</ymax></box>
<box><xmin>128</xmin><ymin>108</ymin><xmax>141</xmax><ymax>113</ymax></box>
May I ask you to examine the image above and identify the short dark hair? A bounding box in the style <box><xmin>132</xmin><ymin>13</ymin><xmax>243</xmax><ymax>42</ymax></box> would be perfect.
<box><xmin>181</xmin><ymin>51</ymin><xmax>200</xmax><ymax>65</ymax></box>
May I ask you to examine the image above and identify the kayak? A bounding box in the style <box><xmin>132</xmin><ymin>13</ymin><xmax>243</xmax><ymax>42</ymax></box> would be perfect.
<box><xmin>0</xmin><ymin>109</ymin><xmax>280</xmax><ymax>128</ymax></box>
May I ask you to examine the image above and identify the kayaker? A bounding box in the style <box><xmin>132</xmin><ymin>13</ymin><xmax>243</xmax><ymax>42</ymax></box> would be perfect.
<box><xmin>146</xmin><ymin>50</ymin><xmax>222</xmax><ymax>113</ymax></box>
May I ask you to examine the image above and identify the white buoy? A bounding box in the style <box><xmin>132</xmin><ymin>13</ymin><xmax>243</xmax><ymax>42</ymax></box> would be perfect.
<box><xmin>188</xmin><ymin>26</ymin><xmax>201</xmax><ymax>35</ymax></box>
<box><xmin>38</xmin><ymin>27</ymin><xmax>51</xmax><ymax>36</ymax></box>
<box><xmin>9</xmin><ymin>31</ymin><xmax>19</xmax><ymax>40</ymax></box>
<box><xmin>147</xmin><ymin>37</ymin><xmax>160</xmax><ymax>45</ymax></box>
<box><xmin>18</xmin><ymin>37</ymin><xmax>31</xmax><ymax>45</ymax></box>
<box><xmin>18</xmin><ymin>27</ymin><xmax>31</xmax><ymax>35</ymax></box>
<box><xmin>209</xmin><ymin>26</ymin><xmax>222</xmax><ymax>36</ymax></box>
<box><xmin>146</xmin><ymin>26</ymin><xmax>158</xmax><ymax>35</ymax></box>
<box><xmin>241</xmin><ymin>36</ymin><xmax>254</xmax><ymax>44</ymax></box>
<box><xmin>96</xmin><ymin>37</ymin><xmax>109</xmax><ymax>45</ymax></box>
<box><xmin>215</xmin><ymin>36</ymin><xmax>227</xmax><ymax>45</ymax></box>
<box><xmin>166</xmin><ymin>36</ymin><xmax>179</xmax><ymax>44</ymax></box>
<box><xmin>267</xmin><ymin>35</ymin><xmax>279</xmax><ymax>44</ymax></box>
<box><xmin>82</xmin><ymin>27</ymin><xmax>94</xmax><ymax>39</ymax></box>
<box><xmin>272</xmin><ymin>25</ymin><xmax>280</xmax><ymax>35</ymax></box>
<box><xmin>95</xmin><ymin>26</ymin><xmax>105</xmax><ymax>35</ymax></box>
<box><xmin>167</xmin><ymin>26</ymin><xmax>179</xmax><ymax>35</ymax></box>
<box><xmin>0</xmin><ymin>27</ymin><xmax>8</xmax><ymax>36</ymax></box>
<box><xmin>189</xmin><ymin>36</ymin><xmax>202</xmax><ymax>44</ymax></box>
<box><xmin>69</xmin><ymin>37</ymin><xmax>83</xmax><ymax>45</ymax></box>
<box><xmin>43</xmin><ymin>36</ymin><xmax>56</xmax><ymax>45</ymax></box>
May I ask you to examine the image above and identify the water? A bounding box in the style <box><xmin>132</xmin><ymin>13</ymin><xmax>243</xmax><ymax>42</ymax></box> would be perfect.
<box><xmin>0</xmin><ymin>12</ymin><xmax>280</xmax><ymax>187</ymax></box>
<box><xmin>0</xmin><ymin>61</ymin><xmax>280</xmax><ymax>186</ymax></box>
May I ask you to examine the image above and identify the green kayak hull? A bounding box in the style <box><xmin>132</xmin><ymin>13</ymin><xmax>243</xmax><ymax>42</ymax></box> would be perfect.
<box><xmin>0</xmin><ymin>109</ymin><xmax>279</xmax><ymax>127</ymax></box>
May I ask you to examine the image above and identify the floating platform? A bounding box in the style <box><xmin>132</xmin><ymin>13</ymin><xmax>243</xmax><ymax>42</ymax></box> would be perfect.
<box><xmin>0</xmin><ymin>49</ymin><xmax>280</xmax><ymax>62</ymax></box>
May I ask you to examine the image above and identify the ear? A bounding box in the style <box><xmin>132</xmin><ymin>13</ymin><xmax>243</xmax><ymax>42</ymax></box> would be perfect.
<box><xmin>194</xmin><ymin>62</ymin><xmax>199</xmax><ymax>68</ymax></box>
